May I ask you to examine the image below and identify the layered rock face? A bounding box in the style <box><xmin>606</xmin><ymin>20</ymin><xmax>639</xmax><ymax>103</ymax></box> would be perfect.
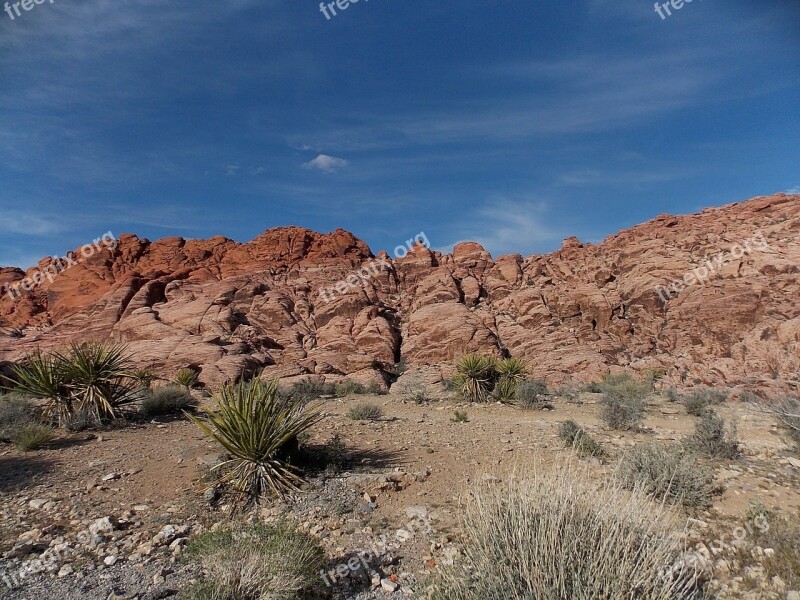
<box><xmin>1</xmin><ymin>194</ymin><xmax>798</xmax><ymax>391</ymax></box>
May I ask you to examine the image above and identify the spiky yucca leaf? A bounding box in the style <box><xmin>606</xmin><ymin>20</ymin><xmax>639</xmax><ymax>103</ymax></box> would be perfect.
<box><xmin>455</xmin><ymin>354</ymin><xmax>498</xmax><ymax>403</ymax></box>
<box><xmin>56</xmin><ymin>343</ymin><xmax>139</xmax><ymax>422</ymax></box>
<box><xmin>497</xmin><ymin>357</ymin><xmax>527</xmax><ymax>381</ymax></box>
<box><xmin>189</xmin><ymin>379</ymin><xmax>323</xmax><ymax>507</ymax></box>
<box><xmin>10</xmin><ymin>350</ymin><xmax>73</xmax><ymax>425</ymax></box>
<box><xmin>175</xmin><ymin>368</ymin><xmax>200</xmax><ymax>388</ymax></box>
<box><xmin>492</xmin><ymin>376</ymin><xmax>518</xmax><ymax>403</ymax></box>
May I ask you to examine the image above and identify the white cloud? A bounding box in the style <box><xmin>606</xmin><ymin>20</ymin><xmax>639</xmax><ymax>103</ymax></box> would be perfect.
<box><xmin>786</xmin><ymin>186</ymin><xmax>800</xmax><ymax>194</ymax></box>
<box><xmin>302</xmin><ymin>154</ymin><xmax>349</xmax><ymax>173</ymax></box>
<box><xmin>0</xmin><ymin>210</ymin><xmax>63</xmax><ymax>236</ymax></box>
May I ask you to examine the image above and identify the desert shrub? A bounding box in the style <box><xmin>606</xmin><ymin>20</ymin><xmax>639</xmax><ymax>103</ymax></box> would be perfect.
<box><xmin>616</xmin><ymin>443</ymin><xmax>715</xmax><ymax>509</ymax></box>
<box><xmin>347</xmin><ymin>402</ymin><xmax>383</xmax><ymax>421</ymax></box>
<box><xmin>763</xmin><ymin>396</ymin><xmax>800</xmax><ymax>450</ymax></box>
<box><xmin>10</xmin><ymin>343</ymin><xmax>140</xmax><ymax>426</ymax></box>
<box><xmin>189</xmin><ymin>379</ymin><xmax>323</xmax><ymax>506</ymax></box>
<box><xmin>184</xmin><ymin>521</ymin><xmax>325</xmax><ymax>600</ymax></box>
<box><xmin>750</xmin><ymin>509</ymin><xmax>800</xmax><ymax>590</ymax></box>
<box><xmin>366</xmin><ymin>381</ymin><xmax>387</xmax><ymax>395</ymax></box>
<box><xmin>140</xmin><ymin>385</ymin><xmax>196</xmax><ymax>417</ymax></box>
<box><xmin>557</xmin><ymin>420</ymin><xmax>604</xmax><ymax>458</ymax></box>
<box><xmin>599</xmin><ymin>393</ymin><xmax>645</xmax><ymax>430</ymax></box>
<box><xmin>599</xmin><ymin>372</ymin><xmax>651</xmax><ymax>400</ymax></box>
<box><xmin>583</xmin><ymin>381</ymin><xmax>603</xmax><ymax>393</ymax></box>
<box><xmin>397</xmin><ymin>377</ymin><xmax>432</xmax><ymax>404</ymax></box>
<box><xmin>553</xmin><ymin>384</ymin><xmax>581</xmax><ymax>404</ymax></box>
<box><xmin>334</xmin><ymin>379</ymin><xmax>366</xmax><ymax>396</ymax></box>
<box><xmin>683</xmin><ymin>393</ymin><xmax>710</xmax><ymax>417</ymax></box>
<box><xmin>284</xmin><ymin>379</ymin><xmax>336</xmax><ymax>404</ymax></box>
<box><xmin>0</xmin><ymin>395</ymin><xmax>36</xmax><ymax>437</ymax></box>
<box><xmin>683</xmin><ymin>388</ymin><xmax>728</xmax><ymax>416</ymax></box>
<box><xmin>454</xmin><ymin>354</ymin><xmax>498</xmax><ymax>403</ymax></box>
<box><xmin>452</xmin><ymin>410</ymin><xmax>469</xmax><ymax>423</ymax></box>
<box><xmin>427</xmin><ymin>467</ymin><xmax>702</xmax><ymax>600</ymax></box>
<box><xmin>665</xmin><ymin>387</ymin><xmax>682</xmax><ymax>403</ymax></box>
<box><xmin>686</xmin><ymin>411</ymin><xmax>740</xmax><ymax>459</ymax></box>
<box><xmin>515</xmin><ymin>380</ymin><xmax>550</xmax><ymax>410</ymax></box>
<box><xmin>175</xmin><ymin>368</ymin><xmax>200</xmax><ymax>389</ymax></box>
<box><xmin>12</xmin><ymin>423</ymin><xmax>54</xmax><ymax>451</ymax></box>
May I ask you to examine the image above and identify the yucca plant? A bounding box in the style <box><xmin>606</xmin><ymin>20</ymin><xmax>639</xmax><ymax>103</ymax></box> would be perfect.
<box><xmin>455</xmin><ymin>354</ymin><xmax>498</xmax><ymax>403</ymax></box>
<box><xmin>9</xmin><ymin>350</ymin><xmax>73</xmax><ymax>425</ymax></box>
<box><xmin>131</xmin><ymin>367</ymin><xmax>158</xmax><ymax>389</ymax></box>
<box><xmin>493</xmin><ymin>357</ymin><xmax>527</xmax><ymax>402</ymax></box>
<box><xmin>496</xmin><ymin>357</ymin><xmax>527</xmax><ymax>381</ymax></box>
<box><xmin>189</xmin><ymin>379</ymin><xmax>324</xmax><ymax>507</ymax></box>
<box><xmin>57</xmin><ymin>343</ymin><xmax>140</xmax><ymax>422</ymax></box>
<box><xmin>10</xmin><ymin>343</ymin><xmax>139</xmax><ymax>426</ymax></box>
<box><xmin>175</xmin><ymin>368</ymin><xmax>200</xmax><ymax>389</ymax></box>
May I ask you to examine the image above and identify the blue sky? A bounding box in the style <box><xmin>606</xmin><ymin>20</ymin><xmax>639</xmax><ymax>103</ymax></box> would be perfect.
<box><xmin>0</xmin><ymin>0</ymin><xmax>798</xmax><ymax>268</ymax></box>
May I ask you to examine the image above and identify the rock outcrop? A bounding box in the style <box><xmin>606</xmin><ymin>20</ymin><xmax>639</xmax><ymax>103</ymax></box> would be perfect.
<box><xmin>1</xmin><ymin>194</ymin><xmax>798</xmax><ymax>391</ymax></box>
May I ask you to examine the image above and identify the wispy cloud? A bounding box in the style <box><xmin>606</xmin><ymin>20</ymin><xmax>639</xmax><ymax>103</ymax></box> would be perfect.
<box><xmin>0</xmin><ymin>210</ymin><xmax>64</xmax><ymax>236</ymax></box>
<box><xmin>786</xmin><ymin>186</ymin><xmax>800</xmax><ymax>194</ymax></box>
<box><xmin>302</xmin><ymin>154</ymin><xmax>349</xmax><ymax>173</ymax></box>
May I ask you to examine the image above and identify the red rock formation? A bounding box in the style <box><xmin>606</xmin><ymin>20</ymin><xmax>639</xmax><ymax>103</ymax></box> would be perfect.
<box><xmin>1</xmin><ymin>195</ymin><xmax>798</xmax><ymax>392</ymax></box>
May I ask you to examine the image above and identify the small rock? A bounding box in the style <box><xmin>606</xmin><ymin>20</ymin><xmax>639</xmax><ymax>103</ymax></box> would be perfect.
<box><xmin>381</xmin><ymin>578</ymin><xmax>399</xmax><ymax>592</ymax></box>
<box><xmin>102</xmin><ymin>473</ymin><xmax>121</xmax><ymax>482</ymax></box>
<box><xmin>57</xmin><ymin>564</ymin><xmax>74</xmax><ymax>577</ymax></box>
<box><xmin>104</xmin><ymin>556</ymin><xmax>118</xmax><ymax>566</ymax></box>
<box><xmin>28</xmin><ymin>498</ymin><xmax>49</xmax><ymax>509</ymax></box>
<box><xmin>89</xmin><ymin>517</ymin><xmax>117</xmax><ymax>536</ymax></box>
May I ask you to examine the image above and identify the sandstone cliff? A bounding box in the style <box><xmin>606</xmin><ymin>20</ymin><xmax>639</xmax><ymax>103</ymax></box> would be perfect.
<box><xmin>1</xmin><ymin>194</ymin><xmax>798</xmax><ymax>392</ymax></box>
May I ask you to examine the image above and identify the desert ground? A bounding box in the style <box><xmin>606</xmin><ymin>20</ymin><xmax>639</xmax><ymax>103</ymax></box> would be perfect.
<box><xmin>1</xmin><ymin>378</ymin><xmax>799</xmax><ymax>600</ymax></box>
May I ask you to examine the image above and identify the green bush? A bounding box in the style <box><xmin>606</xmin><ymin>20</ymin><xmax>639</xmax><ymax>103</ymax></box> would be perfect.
<box><xmin>189</xmin><ymin>379</ymin><xmax>323</xmax><ymax>506</ymax></box>
<box><xmin>427</xmin><ymin>468</ymin><xmax>701</xmax><ymax>600</ymax></box>
<box><xmin>10</xmin><ymin>343</ymin><xmax>140</xmax><ymax>426</ymax></box>
<box><xmin>283</xmin><ymin>379</ymin><xmax>337</xmax><ymax>404</ymax></box>
<box><xmin>0</xmin><ymin>395</ymin><xmax>36</xmax><ymax>438</ymax></box>
<box><xmin>599</xmin><ymin>393</ymin><xmax>645</xmax><ymax>430</ymax></box>
<box><xmin>452</xmin><ymin>410</ymin><xmax>469</xmax><ymax>423</ymax></box>
<box><xmin>686</xmin><ymin>411</ymin><xmax>740</xmax><ymax>459</ymax></box>
<box><xmin>184</xmin><ymin>521</ymin><xmax>326</xmax><ymax>600</ymax></box>
<box><xmin>347</xmin><ymin>402</ymin><xmax>383</xmax><ymax>421</ymax></box>
<box><xmin>334</xmin><ymin>379</ymin><xmax>366</xmax><ymax>396</ymax></box>
<box><xmin>558</xmin><ymin>420</ymin><xmax>604</xmax><ymax>458</ymax></box>
<box><xmin>366</xmin><ymin>381</ymin><xmax>388</xmax><ymax>395</ymax></box>
<box><xmin>616</xmin><ymin>443</ymin><xmax>715</xmax><ymax>509</ymax></box>
<box><xmin>599</xmin><ymin>373</ymin><xmax>651</xmax><ymax>400</ymax></box>
<box><xmin>515</xmin><ymin>380</ymin><xmax>550</xmax><ymax>410</ymax></box>
<box><xmin>12</xmin><ymin>423</ymin><xmax>54</xmax><ymax>451</ymax></box>
<box><xmin>140</xmin><ymin>385</ymin><xmax>196</xmax><ymax>417</ymax></box>
<box><xmin>664</xmin><ymin>387</ymin><xmax>682</xmax><ymax>403</ymax></box>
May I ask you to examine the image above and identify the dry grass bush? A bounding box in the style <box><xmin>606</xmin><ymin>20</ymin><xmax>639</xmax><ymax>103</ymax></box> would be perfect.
<box><xmin>682</xmin><ymin>388</ymin><xmax>729</xmax><ymax>416</ymax></box>
<box><xmin>761</xmin><ymin>396</ymin><xmax>800</xmax><ymax>450</ymax></box>
<box><xmin>427</xmin><ymin>467</ymin><xmax>702</xmax><ymax>600</ymax></box>
<box><xmin>557</xmin><ymin>420</ymin><xmax>604</xmax><ymax>458</ymax></box>
<box><xmin>598</xmin><ymin>373</ymin><xmax>649</xmax><ymax>430</ymax></box>
<box><xmin>184</xmin><ymin>521</ymin><xmax>326</xmax><ymax>600</ymax></box>
<box><xmin>750</xmin><ymin>508</ymin><xmax>800</xmax><ymax>590</ymax></box>
<box><xmin>686</xmin><ymin>411</ymin><xmax>740</xmax><ymax>459</ymax></box>
<box><xmin>346</xmin><ymin>402</ymin><xmax>383</xmax><ymax>421</ymax></box>
<box><xmin>140</xmin><ymin>385</ymin><xmax>196</xmax><ymax>417</ymax></box>
<box><xmin>397</xmin><ymin>377</ymin><xmax>432</xmax><ymax>404</ymax></box>
<box><xmin>0</xmin><ymin>395</ymin><xmax>53</xmax><ymax>450</ymax></box>
<box><xmin>515</xmin><ymin>380</ymin><xmax>550</xmax><ymax>410</ymax></box>
<box><xmin>334</xmin><ymin>379</ymin><xmax>366</xmax><ymax>396</ymax></box>
<box><xmin>615</xmin><ymin>442</ymin><xmax>715</xmax><ymax>509</ymax></box>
